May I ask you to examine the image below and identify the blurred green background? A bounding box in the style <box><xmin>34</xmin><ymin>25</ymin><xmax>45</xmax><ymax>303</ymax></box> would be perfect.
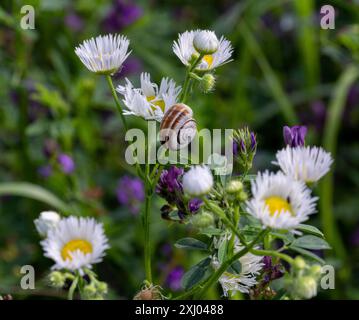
<box><xmin>0</xmin><ymin>0</ymin><xmax>359</xmax><ymax>299</ymax></box>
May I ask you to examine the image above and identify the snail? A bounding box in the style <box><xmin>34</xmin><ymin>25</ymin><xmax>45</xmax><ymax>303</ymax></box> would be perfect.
<box><xmin>159</xmin><ymin>103</ymin><xmax>197</xmax><ymax>151</ymax></box>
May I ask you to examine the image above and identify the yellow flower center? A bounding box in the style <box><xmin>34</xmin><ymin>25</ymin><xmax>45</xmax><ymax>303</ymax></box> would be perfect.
<box><xmin>146</xmin><ymin>95</ymin><xmax>166</xmax><ymax>112</ymax></box>
<box><xmin>61</xmin><ymin>239</ymin><xmax>93</xmax><ymax>261</ymax></box>
<box><xmin>265</xmin><ymin>196</ymin><xmax>293</xmax><ymax>216</ymax></box>
<box><xmin>203</xmin><ymin>54</ymin><xmax>214</xmax><ymax>67</ymax></box>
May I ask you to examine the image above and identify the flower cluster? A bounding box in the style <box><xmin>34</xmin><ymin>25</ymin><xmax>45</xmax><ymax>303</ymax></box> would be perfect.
<box><xmin>34</xmin><ymin>211</ymin><xmax>109</xmax><ymax>299</ymax></box>
<box><xmin>156</xmin><ymin>166</ymin><xmax>204</xmax><ymax>220</ymax></box>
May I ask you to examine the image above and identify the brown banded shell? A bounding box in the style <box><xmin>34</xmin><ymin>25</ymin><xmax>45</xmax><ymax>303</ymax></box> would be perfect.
<box><xmin>159</xmin><ymin>103</ymin><xmax>197</xmax><ymax>151</ymax></box>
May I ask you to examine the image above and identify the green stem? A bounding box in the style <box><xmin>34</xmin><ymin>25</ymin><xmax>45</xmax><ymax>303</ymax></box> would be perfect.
<box><xmin>320</xmin><ymin>64</ymin><xmax>359</xmax><ymax>280</ymax></box>
<box><xmin>203</xmin><ymin>197</ymin><xmax>247</xmax><ymax>246</ymax></box>
<box><xmin>194</xmin><ymin>228</ymin><xmax>269</xmax><ymax>299</ymax></box>
<box><xmin>143</xmin><ymin>194</ymin><xmax>152</xmax><ymax>283</ymax></box>
<box><xmin>106</xmin><ymin>75</ymin><xmax>128</xmax><ymax>131</ymax></box>
<box><xmin>68</xmin><ymin>276</ymin><xmax>78</xmax><ymax>300</ymax></box>
<box><xmin>180</xmin><ymin>54</ymin><xmax>204</xmax><ymax>103</ymax></box>
<box><xmin>241</xmin><ymin>22</ymin><xmax>298</xmax><ymax>125</ymax></box>
<box><xmin>251</xmin><ymin>248</ymin><xmax>294</xmax><ymax>265</ymax></box>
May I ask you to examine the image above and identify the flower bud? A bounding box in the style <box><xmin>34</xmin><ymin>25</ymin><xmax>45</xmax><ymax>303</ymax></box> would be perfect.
<box><xmin>200</xmin><ymin>74</ymin><xmax>216</xmax><ymax>93</ymax></box>
<box><xmin>97</xmin><ymin>281</ymin><xmax>108</xmax><ymax>295</ymax></box>
<box><xmin>193</xmin><ymin>30</ymin><xmax>219</xmax><ymax>55</ymax></box>
<box><xmin>182</xmin><ymin>165</ymin><xmax>213</xmax><ymax>196</ymax></box>
<box><xmin>48</xmin><ymin>271</ymin><xmax>66</xmax><ymax>288</ymax></box>
<box><xmin>84</xmin><ymin>284</ymin><xmax>97</xmax><ymax>297</ymax></box>
<box><xmin>293</xmin><ymin>256</ymin><xmax>306</xmax><ymax>270</ymax></box>
<box><xmin>237</xmin><ymin>191</ymin><xmax>248</xmax><ymax>202</ymax></box>
<box><xmin>233</xmin><ymin>127</ymin><xmax>257</xmax><ymax>170</ymax></box>
<box><xmin>226</xmin><ymin>180</ymin><xmax>243</xmax><ymax>194</ymax></box>
<box><xmin>309</xmin><ymin>265</ymin><xmax>322</xmax><ymax>279</ymax></box>
<box><xmin>295</xmin><ymin>276</ymin><xmax>318</xmax><ymax>299</ymax></box>
<box><xmin>34</xmin><ymin>211</ymin><xmax>61</xmax><ymax>237</ymax></box>
<box><xmin>283</xmin><ymin>125</ymin><xmax>307</xmax><ymax>147</ymax></box>
<box><xmin>191</xmin><ymin>211</ymin><xmax>215</xmax><ymax>229</ymax></box>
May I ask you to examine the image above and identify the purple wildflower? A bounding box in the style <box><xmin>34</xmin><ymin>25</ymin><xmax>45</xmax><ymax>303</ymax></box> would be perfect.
<box><xmin>283</xmin><ymin>125</ymin><xmax>307</xmax><ymax>147</ymax></box>
<box><xmin>156</xmin><ymin>166</ymin><xmax>184</xmax><ymax>203</ymax></box>
<box><xmin>57</xmin><ymin>154</ymin><xmax>75</xmax><ymax>174</ymax></box>
<box><xmin>114</xmin><ymin>57</ymin><xmax>142</xmax><ymax>79</ymax></box>
<box><xmin>102</xmin><ymin>0</ymin><xmax>142</xmax><ymax>33</ymax></box>
<box><xmin>116</xmin><ymin>176</ymin><xmax>145</xmax><ymax>215</ymax></box>
<box><xmin>232</xmin><ymin>141</ymin><xmax>239</xmax><ymax>157</ymax></box>
<box><xmin>166</xmin><ymin>266</ymin><xmax>184</xmax><ymax>291</ymax></box>
<box><xmin>351</xmin><ymin>227</ymin><xmax>359</xmax><ymax>246</ymax></box>
<box><xmin>38</xmin><ymin>165</ymin><xmax>52</xmax><ymax>178</ymax></box>
<box><xmin>65</xmin><ymin>12</ymin><xmax>84</xmax><ymax>32</ymax></box>
<box><xmin>188</xmin><ymin>198</ymin><xmax>203</xmax><ymax>213</ymax></box>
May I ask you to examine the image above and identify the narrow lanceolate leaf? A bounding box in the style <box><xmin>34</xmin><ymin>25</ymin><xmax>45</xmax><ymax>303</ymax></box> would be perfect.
<box><xmin>0</xmin><ymin>182</ymin><xmax>69</xmax><ymax>212</ymax></box>
<box><xmin>297</xmin><ymin>224</ymin><xmax>324</xmax><ymax>238</ymax></box>
<box><xmin>290</xmin><ymin>246</ymin><xmax>325</xmax><ymax>265</ymax></box>
<box><xmin>200</xmin><ymin>227</ymin><xmax>224</xmax><ymax>237</ymax></box>
<box><xmin>175</xmin><ymin>238</ymin><xmax>208</xmax><ymax>251</ymax></box>
<box><xmin>218</xmin><ymin>238</ymin><xmax>228</xmax><ymax>264</ymax></box>
<box><xmin>181</xmin><ymin>257</ymin><xmax>211</xmax><ymax>290</ymax></box>
<box><xmin>291</xmin><ymin>235</ymin><xmax>331</xmax><ymax>250</ymax></box>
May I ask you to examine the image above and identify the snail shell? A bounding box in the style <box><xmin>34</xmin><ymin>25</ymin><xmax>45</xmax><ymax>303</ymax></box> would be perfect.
<box><xmin>159</xmin><ymin>103</ymin><xmax>197</xmax><ymax>151</ymax></box>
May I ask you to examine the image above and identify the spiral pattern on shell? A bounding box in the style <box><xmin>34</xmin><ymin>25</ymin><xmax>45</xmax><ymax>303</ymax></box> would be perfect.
<box><xmin>159</xmin><ymin>103</ymin><xmax>197</xmax><ymax>151</ymax></box>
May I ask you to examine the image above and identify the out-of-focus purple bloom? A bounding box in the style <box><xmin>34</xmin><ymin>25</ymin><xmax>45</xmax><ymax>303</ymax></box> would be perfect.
<box><xmin>58</xmin><ymin>154</ymin><xmax>75</xmax><ymax>174</ymax></box>
<box><xmin>38</xmin><ymin>165</ymin><xmax>52</xmax><ymax>178</ymax></box>
<box><xmin>283</xmin><ymin>125</ymin><xmax>307</xmax><ymax>147</ymax></box>
<box><xmin>160</xmin><ymin>243</ymin><xmax>172</xmax><ymax>257</ymax></box>
<box><xmin>166</xmin><ymin>266</ymin><xmax>184</xmax><ymax>291</ymax></box>
<box><xmin>117</xmin><ymin>176</ymin><xmax>145</xmax><ymax>215</ymax></box>
<box><xmin>351</xmin><ymin>227</ymin><xmax>359</xmax><ymax>246</ymax></box>
<box><xmin>102</xmin><ymin>0</ymin><xmax>142</xmax><ymax>33</ymax></box>
<box><xmin>188</xmin><ymin>198</ymin><xmax>203</xmax><ymax>213</ymax></box>
<box><xmin>43</xmin><ymin>139</ymin><xmax>59</xmax><ymax>158</ymax></box>
<box><xmin>114</xmin><ymin>57</ymin><xmax>142</xmax><ymax>79</ymax></box>
<box><xmin>65</xmin><ymin>12</ymin><xmax>84</xmax><ymax>32</ymax></box>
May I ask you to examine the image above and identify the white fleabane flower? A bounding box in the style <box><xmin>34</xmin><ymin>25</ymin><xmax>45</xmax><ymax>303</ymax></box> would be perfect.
<box><xmin>34</xmin><ymin>211</ymin><xmax>61</xmax><ymax>237</ymax></box>
<box><xmin>41</xmin><ymin>216</ymin><xmax>109</xmax><ymax>272</ymax></box>
<box><xmin>213</xmin><ymin>236</ymin><xmax>263</xmax><ymax>296</ymax></box>
<box><xmin>173</xmin><ymin>30</ymin><xmax>233</xmax><ymax>71</ymax></box>
<box><xmin>273</xmin><ymin>146</ymin><xmax>333</xmax><ymax>183</ymax></box>
<box><xmin>75</xmin><ymin>34</ymin><xmax>130</xmax><ymax>75</ymax></box>
<box><xmin>116</xmin><ymin>72</ymin><xmax>181</xmax><ymax>121</ymax></box>
<box><xmin>182</xmin><ymin>165</ymin><xmax>213</xmax><ymax>196</ymax></box>
<box><xmin>193</xmin><ymin>30</ymin><xmax>219</xmax><ymax>54</ymax></box>
<box><xmin>246</xmin><ymin>171</ymin><xmax>317</xmax><ymax>230</ymax></box>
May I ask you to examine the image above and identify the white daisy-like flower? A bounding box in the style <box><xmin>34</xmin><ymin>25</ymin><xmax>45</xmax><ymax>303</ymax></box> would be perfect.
<box><xmin>41</xmin><ymin>216</ymin><xmax>109</xmax><ymax>272</ymax></box>
<box><xmin>213</xmin><ymin>236</ymin><xmax>263</xmax><ymax>296</ymax></box>
<box><xmin>246</xmin><ymin>171</ymin><xmax>317</xmax><ymax>230</ymax></box>
<box><xmin>75</xmin><ymin>34</ymin><xmax>130</xmax><ymax>75</ymax></box>
<box><xmin>116</xmin><ymin>72</ymin><xmax>181</xmax><ymax>121</ymax></box>
<box><xmin>273</xmin><ymin>146</ymin><xmax>333</xmax><ymax>183</ymax></box>
<box><xmin>34</xmin><ymin>211</ymin><xmax>61</xmax><ymax>237</ymax></box>
<box><xmin>182</xmin><ymin>165</ymin><xmax>214</xmax><ymax>196</ymax></box>
<box><xmin>173</xmin><ymin>30</ymin><xmax>233</xmax><ymax>71</ymax></box>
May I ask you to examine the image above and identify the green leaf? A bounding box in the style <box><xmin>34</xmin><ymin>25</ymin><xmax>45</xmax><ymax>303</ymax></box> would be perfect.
<box><xmin>290</xmin><ymin>246</ymin><xmax>325</xmax><ymax>264</ymax></box>
<box><xmin>227</xmin><ymin>260</ymin><xmax>242</xmax><ymax>275</ymax></box>
<box><xmin>181</xmin><ymin>257</ymin><xmax>211</xmax><ymax>290</ymax></box>
<box><xmin>175</xmin><ymin>238</ymin><xmax>208</xmax><ymax>251</ymax></box>
<box><xmin>0</xmin><ymin>182</ymin><xmax>70</xmax><ymax>212</ymax></box>
<box><xmin>200</xmin><ymin>227</ymin><xmax>224</xmax><ymax>237</ymax></box>
<box><xmin>218</xmin><ymin>238</ymin><xmax>228</xmax><ymax>264</ymax></box>
<box><xmin>291</xmin><ymin>235</ymin><xmax>331</xmax><ymax>250</ymax></box>
<box><xmin>271</xmin><ymin>231</ymin><xmax>295</xmax><ymax>245</ymax></box>
<box><xmin>297</xmin><ymin>224</ymin><xmax>324</xmax><ymax>238</ymax></box>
